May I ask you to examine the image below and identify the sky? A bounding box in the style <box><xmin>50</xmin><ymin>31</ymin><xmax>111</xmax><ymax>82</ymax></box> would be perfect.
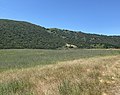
<box><xmin>0</xmin><ymin>0</ymin><xmax>120</xmax><ymax>35</ymax></box>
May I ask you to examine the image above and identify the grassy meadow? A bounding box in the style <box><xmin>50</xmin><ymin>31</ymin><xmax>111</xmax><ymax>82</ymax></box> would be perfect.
<box><xmin>0</xmin><ymin>49</ymin><xmax>120</xmax><ymax>95</ymax></box>
<box><xmin>0</xmin><ymin>49</ymin><xmax>120</xmax><ymax>71</ymax></box>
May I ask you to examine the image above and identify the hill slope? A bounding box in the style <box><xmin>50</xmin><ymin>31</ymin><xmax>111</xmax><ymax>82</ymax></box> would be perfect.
<box><xmin>0</xmin><ymin>19</ymin><xmax>65</xmax><ymax>49</ymax></box>
<box><xmin>47</xmin><ymin>28</ymin><xmax>120</xmax><ymax>48</ymax></box>
<box><xmin>0</xmin><ymin>19</ymin><xmax>120</xmax><ymax>49</ymax></box>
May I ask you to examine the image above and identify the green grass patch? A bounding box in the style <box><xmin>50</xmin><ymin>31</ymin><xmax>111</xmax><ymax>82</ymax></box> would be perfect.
<box><xmin>0</xmin><ymin>79</ymin><xmax>35</xmax><ymax>95</ymax></box>
<box><xmin>0</xmin><ymin>49</ymin><xmax>120</xmax><ymax>71</ymax></box>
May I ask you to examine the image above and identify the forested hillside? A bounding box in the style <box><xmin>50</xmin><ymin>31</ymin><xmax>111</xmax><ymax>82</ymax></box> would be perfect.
<box><xmin>0</xmin><ymin>19</ymin><xmax>120</xmax><ymax>49</ymax></box>
<box><xmin>0</xmin><ymin>19</ymin><xmax>65</xmax><ymax>49</ymax></box>
<box><xmin>47</xmin><ymin>28</ymin><xmax>120</xmax><ymax>48</ymax></box>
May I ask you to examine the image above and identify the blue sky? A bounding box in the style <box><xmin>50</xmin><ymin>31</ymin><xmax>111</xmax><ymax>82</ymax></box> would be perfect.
<box><xmin>0</xmin><ymin>0</ymin><xmax>120</xmax><ymax>35</ymax></box>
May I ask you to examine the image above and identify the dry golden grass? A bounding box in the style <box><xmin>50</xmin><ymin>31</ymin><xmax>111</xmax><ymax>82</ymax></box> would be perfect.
<box><xmin>0</xmin><ymin>55</ymin><xmax>120</xmax><ymax>95</ymax></box>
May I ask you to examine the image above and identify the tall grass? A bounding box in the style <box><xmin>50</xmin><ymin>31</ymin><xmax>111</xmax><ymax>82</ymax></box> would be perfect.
<box><xmin>58</xmin><ymin>79</ymin><xmax>103</xmax><ymax>95</ymax></box>
<box><xmin>0</xmin><ymin>55</ymin><xmax>119</xmax><ymax>95</ymax></box>
<box><xmin>0</xmin><ymin>49</ymin><xmax>120</xmax><ymax>95</ymax></box>
<box><xmin>0</xmin><ymin>79</ymin><xmax>35</xmax><ymax>95</ymax></box>
<box><xmin>58</xmin><ymin>67</ymin><xmax>104</xmax><ymax>95</ymax></box>
<box><xmin>0</xmin><ymin>49</ymin><xmax>120</xmax><ymax>71</ymax></box>
<box><xmin>58</xmin><ymin>56</ymin><xmax>120</xmax><ymax>95</ymax></box>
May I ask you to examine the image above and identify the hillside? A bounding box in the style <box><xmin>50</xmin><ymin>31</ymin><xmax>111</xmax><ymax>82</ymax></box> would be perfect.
<box><xmin>0</xmin><ymin>19</ymin><xmax>65</xmax><ymax>49</ymax></box>
<box><xmin>0</xmin><ymin>19</ymin><xmax>120</xmax><ymax>49</ymax></box>
<box><xmin>47</xmin><ymin>28</ymin><xmax>120</xmax><ymax>48</ymax></box>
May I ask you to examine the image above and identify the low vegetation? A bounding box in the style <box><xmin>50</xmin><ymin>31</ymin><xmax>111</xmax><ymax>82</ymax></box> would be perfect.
<box><xmin>0</xmin><ymin>55</ymin><xmax>120</xmax><ymax>95</ymax></box>
<box><xmin>0</xmin><ymin>49</ymin><xmax>120</xmax><ymax>95</ymax></box>
<box><xmin>0</xmin><ymin>79</ymin><xmax>34</xmax><ymax>95</ymax></box>
<box><xmin>0</xmin><ymin>49</ymin><xmax>120</xmax><ymax>71</ymax></box>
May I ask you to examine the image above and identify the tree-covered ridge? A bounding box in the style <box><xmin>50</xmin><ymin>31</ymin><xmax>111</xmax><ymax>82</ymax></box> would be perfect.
<box><xmin>47</xmin><ymin>28</ymin><xmax>120</xmax><ymax>48</ymax></box>
<box><xmin>0</xmin><ymin>19</ymin><xmax>65</xmax><ymax>49</ymax></box>
<box><xmin>0</xmin><ymin>19</ymin><xmax>120</xmax><ymax>49</ymax></box>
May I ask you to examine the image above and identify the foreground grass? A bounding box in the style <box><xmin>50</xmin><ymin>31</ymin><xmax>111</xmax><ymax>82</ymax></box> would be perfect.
<box><xmin>0</xmin><ymin>49</ymin><xmax>120</xmax><ymax>71</ymax></box>
<box><xmin>0</xmin><ymin>79</ymin><xmax>34</xmax><ymax>95</ymax></box>
<box><xmin>0</xmin><ymin>55</ymin><xmax>120</xmax><ymax>95</ymax></box>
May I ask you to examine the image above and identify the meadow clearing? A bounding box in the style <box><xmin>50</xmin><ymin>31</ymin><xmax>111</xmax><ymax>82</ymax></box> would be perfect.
<box><xmin>0</xmin><ymin>49</ymin><xmax>120</xmax><ymax>95</ymax></box>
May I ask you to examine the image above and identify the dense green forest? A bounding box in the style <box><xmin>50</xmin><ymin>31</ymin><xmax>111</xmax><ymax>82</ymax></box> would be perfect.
<box><xmin>0</xmin><ymin>19</ymin><xmax>120</xmax><ymax>49</ymax></box>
